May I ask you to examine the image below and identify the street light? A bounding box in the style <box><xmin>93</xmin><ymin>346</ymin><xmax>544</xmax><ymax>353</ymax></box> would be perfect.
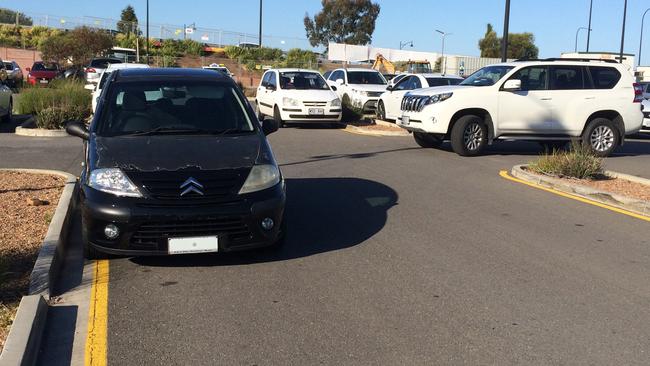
<box><xmin>259</xmin><ymin>0</ymin><xmax>263</xmax><ymax>47</ymax></box>
<box><xmin>399</xmin><ymin>40</ymin><xmax>413</xmax><ymax>50</ymax></box>
<box><xmin>501</xmin><ymin>0</ymin><xmax>511</xmax><ymax>62</ymax></box>
<box><xmin>619</xmin><ymin>0</ymin><xmax>627</xmax><ymax>64</ymax></box>
<box><xmin>146</xmin><ymin>0</ymin><xmax>149</xmax><ymax>63</ymax></box>
<box><xmin>436</xmin><ymin>30</ymin><xmax>451</xmax><ymax>75</ymax></box>
<box><xmin>638</xmin><ymin>8</ymin><xmax>650</xmax><ymax>66</ymax></box>
<box><xmin>586</xmin><ymin>0</ymin><xmax>593</xmax><ymax>51</ymax></box>
<box><xmin>575</xmin><ymin>27</ymin><xmax>590</xmax><ymax>52</ymax></box>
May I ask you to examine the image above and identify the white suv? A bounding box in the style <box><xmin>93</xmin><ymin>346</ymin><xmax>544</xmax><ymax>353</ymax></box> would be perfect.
<box><xmin>397</xmin><ymin>59</ymin><xmax>644</xmax><ymax>156</ymax></box>
<box><xmin>326</xmin><ymin>68</ymin><xmax>387</xmax><ymax>113</ymax></box>
<box><xmin>256</xmin><ymin>68</ymin><xmax>342</xmax><ymax>126</ymax></box>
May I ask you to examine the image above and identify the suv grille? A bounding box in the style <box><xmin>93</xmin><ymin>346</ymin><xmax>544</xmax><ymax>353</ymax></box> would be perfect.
<box><xmin>127</xmin><ymin>169</ymin><xmax>249</xmax><ymax>207</ymax></box>
<box><xmin>401</xmin><ymin>95</ymin><xmax>430</xmax><ymax>112</ymax></box>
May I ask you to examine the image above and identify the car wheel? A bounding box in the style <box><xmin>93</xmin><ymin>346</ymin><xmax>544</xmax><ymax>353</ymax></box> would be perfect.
<box><xmin>582</xmin><ymin>118</ymin><xmax>619</xmax><ymax>157</ymax></box>
<box><xmin>273</xmin><ymin>105</ymin><xmax>285</xmax><ymax>128</ymax></box>
<box><xmin>539</xmin><ymin>140</ymin><xmax>567</xmax><ymax>153</ymax></box>
<box><xmin>413</xmin><ymin>132</ymin><xmax>443</xmax><ymax>148</ymax></box>
<box><xmin>2</xmin><ymin>98</ymin><xmax>12</xmax><ymax>123</ymax></box>
<box><xmin>377</xmin><ymin>100</ymin><xmax>386</xmax><ymax>121</ymax></box>
<box><xmin>450</xmin><ymin>115</ymin><xmax>487</xmax><ymax>156</ymax></box>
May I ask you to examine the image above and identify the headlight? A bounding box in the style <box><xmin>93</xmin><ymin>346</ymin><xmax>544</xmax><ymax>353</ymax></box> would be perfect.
<box><xmin>239</xmin><ymin>165</ymin><xmax>281</xmax><ymax>194</ymax></box>
<box><xmin>88</xmin><ymin>168</ymin><xmax>142</xmax><ymax>197</ymax></box>
<box><xmin>423</xmin><ymin>92</ymin><xmax>453</xmax><ymax>107</ymax></box>
<box><xmin>353</xmin><ymin>89</ymin><xmax>368</xmax><ymax>97</ymax></box>
<box><xmin>331</xmin><ymin>98</ymin><xmax>341</xmax><ymax>107</ymax></box>
<box><xmin>282</xmin><ymin>97</ymin><xmax>300</xmax><ymax>107</ymax></box>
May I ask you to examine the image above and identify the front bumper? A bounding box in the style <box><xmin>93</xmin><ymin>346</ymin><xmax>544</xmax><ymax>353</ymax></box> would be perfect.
<box><xmin>80</xmin><ymin>182</ymin><xmax>286</xmax><ymax>256</ymax></box>
<box><xmin>642</xmin><ymin>115</ymin><xmax>650</xmax><ymax>132</ymax></box>
<box><xmin>350</xmin><ymin>96</ymin><xmax>380</xmax><ymax>113</ymax></box>
<box><xmin>280</xmin><ymin>106</ymin><xmax>342</xmax><ymax>122</ymax></box>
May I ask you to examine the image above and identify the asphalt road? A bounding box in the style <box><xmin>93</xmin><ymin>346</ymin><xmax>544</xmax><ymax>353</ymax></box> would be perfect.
<box><xmin>94</xmin><ymin>127</ymin><xmax>650</xmax><ymax>365</ymax></box>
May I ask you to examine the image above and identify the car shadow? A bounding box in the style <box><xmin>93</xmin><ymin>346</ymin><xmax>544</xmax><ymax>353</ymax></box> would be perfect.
<box><xmin>130</xmin><ymin>177</ymin><xmax>398</xmax><ymax>267</ymax></box>
<box><xmin>0</xmin><ymin>114</ymin><xmax>32</xmax><ymax>133</ymax></box>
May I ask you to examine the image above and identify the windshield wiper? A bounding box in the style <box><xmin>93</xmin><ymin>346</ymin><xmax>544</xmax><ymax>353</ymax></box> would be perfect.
<box><xmin>119</xmin><ymin>126</ymin><xmax>247</xmax><ymax>136</ymax></box>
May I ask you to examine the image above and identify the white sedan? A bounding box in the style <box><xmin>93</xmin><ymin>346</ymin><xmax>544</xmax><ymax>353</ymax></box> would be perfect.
<box><xmin>87</xmin><ymin>63</ymin><xmax>150</xmax><ymax>113</ymax></box>
<box><xmin>377</xmin><ymin>73</ymin><xmax>462</xmax><ymax>121</ymax></box>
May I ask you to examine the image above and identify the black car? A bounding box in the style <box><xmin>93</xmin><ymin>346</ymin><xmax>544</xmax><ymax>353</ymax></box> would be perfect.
<box><xmin>66</xmin><ymin>68</ymin><xmax>285</xmax><ymax>258</ymax></box>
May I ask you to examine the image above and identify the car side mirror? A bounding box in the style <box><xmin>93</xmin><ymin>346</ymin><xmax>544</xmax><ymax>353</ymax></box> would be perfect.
<box><xmin>261</xmin><ymin>118</ymin><xmax>278</xmax><ymax>135</ymax></box>
<box><xmin>65</xmin><ymin>120</ymin><xmax>89</xmax><ymax>140</ymax></box>
<box><xmin>84</xmin><ymin>84</ymin><xmax>95</xmax><ymax>91</ymax></box>
<box><xmin>335</xmin><ymin>78</ymin><xmax>344</xmax><ymax>86</ymax></box>
<box><xmin>502</xmin><ymin>79</ymin><xmax>521</xmax><ymax>91</ymax></box>
<box><xmin>330</xmin><ymin>85</ymin><xmax>337</xmax><ymax>91</ymax></box>
<box><xmin>266</xmin><ymin>84</ymin><xmax>276</xmax><ymax>91</ymax></box>
<box><xmin>386</xmin><ymin>85</ymin><xmax>394</xmax><ymax>92</ymax></box>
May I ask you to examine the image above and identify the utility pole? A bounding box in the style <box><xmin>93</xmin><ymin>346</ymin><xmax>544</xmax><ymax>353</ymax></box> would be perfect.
<box><xmin>501</xmin><ymin>0</ymin><xmax>511</xmax><ymax>62</ymax></box>
<box><xmin>146</xmin><ymin>0</ymin><xmax>149</xmax><ymax>63</ymax></box>
<box><xmin>586</xmin><ymin>0</ymin><xmax>593</xmax><ymax>52</ymax></box>
<box><xmin>619</xmin><ymin>0</ymin><xmax>627</xmax><ymax>63</ymax></box>
<box><xmin>639</xmin><ymin>8</ymin><xmax>650</xmax><ymax>66</ymax></box>
<box><xmin>259</xmin><ymin>0</ymin><xmax>263</xmax><ymax>47</ymax></box>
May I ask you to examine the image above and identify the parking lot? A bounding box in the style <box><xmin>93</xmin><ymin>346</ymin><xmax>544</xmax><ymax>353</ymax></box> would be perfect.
<box><xmin>5</xmin><ymin>126</ymin><xmax>649</xmax><ymax>364</ymax></box>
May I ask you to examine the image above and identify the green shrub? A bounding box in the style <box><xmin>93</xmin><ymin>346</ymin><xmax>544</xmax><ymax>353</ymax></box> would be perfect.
<box><xmin>16</xmin><ymin>80</ymin><xmax>91</xmax><ymax>127</ymax></box>
<box><xmin>528</xmin><ymin>142</ymin><xmax>604</xmax><ymax>179</ymax></box>
<box><xmin>36</xmin><ymin>105</ymin><xmax>88</xmax><ymax>130</ymax></box>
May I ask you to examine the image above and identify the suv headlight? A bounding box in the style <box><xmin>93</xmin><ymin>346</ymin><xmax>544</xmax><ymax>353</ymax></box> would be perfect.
<box><xmin>331</xmin><ymin>98</ymin><xmax>341</xmax><ymax>107</ymax></box>
<box><xmin>88</xmin><ymin>168</ymin><xmax>142</xmax><ymax>197</ymax></box>
<box><xmin>423</xmin><ymin>92</ymin><xmax>453</xmax><ymax>107</ymax></box>
<box><xmin>282</xmin><ymin>97</ymin><xmax>300</xmax><ymax>107</ymax></box>
<box><xmin>239</xmin><ymin>164</ymin><xmax>281</xmax><ymax>194</ymax></box>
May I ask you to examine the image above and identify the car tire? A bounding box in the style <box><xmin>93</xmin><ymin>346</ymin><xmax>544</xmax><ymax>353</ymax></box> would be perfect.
<box><xmin>413</xmin><ymin>132</ymin><xmax>443</xmax><ymax>148</ymax></box>
<box><xmin>255</xmin><ymin>101</ymin><xmax>265</xmax><ymax>120</ymax></box>
<box><xmin>377</xmin><ymin>100</ymin><xmax>387</xmax><ymax>121</ymax></box>
<box><xmin>2</xmin><ymin>98</ymin><xmax>12</xmax><ymax>123</ymax></box>
<box><xmin>450</xmin><ymin>114</ymin><xmax>487</xmax><ymax>156</ymax></box>
<box><xmin>273</xmin><ymin>105</ymin><xmax>286</xmax><ymax>128</ymax></box>
<box><xmin>582</xmin><ymin>118</ymin><xmax>619</xmax><ymax>157</ymax></box>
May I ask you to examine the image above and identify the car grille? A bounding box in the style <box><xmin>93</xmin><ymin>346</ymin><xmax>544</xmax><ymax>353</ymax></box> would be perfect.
<box><xmin>130</xmin><ymin>216</ymin><xmax>252</xmax><ymax>250</ymax></box>
<box><xmin>367</xmin><ymin>91</ymin><xmax>383</xmax><ymax>98</ymax></box>
<box><xmin>303</xmin><ymin>101</ymin><xmax>327</xmax><ymax>107</ymax></box>
<box><xmin>401</xmin><ymin>95</ymin><xmax>430</xmax><ymax>112</ymax></box>
<box><xmin>127</xmin><ymin>169</ymin><xmax>249</xmax><ymax>207</ymax></box>
<box><xmin>644</xmin><ymin>112</ymin><xmax>650</xmax><ymax>118</ymax></box>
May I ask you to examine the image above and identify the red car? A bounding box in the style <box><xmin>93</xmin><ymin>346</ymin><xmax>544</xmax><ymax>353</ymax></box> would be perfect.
<box><xmin>26</xmin><ymin>62</ymin><xmax>60</xmax><ymax>86</ymax></box>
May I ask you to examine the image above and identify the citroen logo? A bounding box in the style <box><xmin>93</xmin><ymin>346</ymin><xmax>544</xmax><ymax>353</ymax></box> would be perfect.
<box><xmin>180</xmin><ymin>177</ymin><xmax>204</xmax><ymax>196</ymax></box>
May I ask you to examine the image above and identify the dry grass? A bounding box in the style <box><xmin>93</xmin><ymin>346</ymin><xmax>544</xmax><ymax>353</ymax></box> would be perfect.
<box><xmin>528</xmin><ymin>143</ymin><xmax>603</xmax><ymax>179</ymax></box>
<box><xmin>0</xmin><ymin>171</ymin><xmax>65</xmax><ymax>352</ymax></box>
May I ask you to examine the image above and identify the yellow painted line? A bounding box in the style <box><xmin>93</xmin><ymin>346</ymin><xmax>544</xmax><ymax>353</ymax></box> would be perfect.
<box><xmin>499</xmin><ymin>170</ymin><xmax>650</xmax><ymax>223</ymax></box>
<box><xmin>85</xmin><ymin>259</ymin><xmax>109</xmax><ymax>366</ymax></box>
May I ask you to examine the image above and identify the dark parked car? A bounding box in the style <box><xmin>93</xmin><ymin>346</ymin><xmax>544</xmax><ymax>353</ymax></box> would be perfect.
<box><xmin>66</xmin><ymin>68</ymin><xmax>286</xmax><ymax>258</ymax></box>
<box><xmin>26</xmin><ymin>61</ymin><xmax>60</xmax><ymax>86</ymax></box>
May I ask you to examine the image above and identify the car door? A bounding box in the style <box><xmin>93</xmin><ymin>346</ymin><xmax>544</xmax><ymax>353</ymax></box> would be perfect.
<box><xmin>497</xmin><ymin>66</ymin><xmax>555</xmax><ymax>134</ymax></box>
<box><xmin>385</xmin><ymin>76</ymin><xmax>416</xmax><ymax>119</ymax></box>
<box><xmin>257</xmin><ymin>71</ymin><xmax>275</xmax><ymax>114</ymax></box>
<box><xmin>328</xmin><ymin>70</ymin><xmax>345</xmax><ymax>98</ymax></box>
<box><xmin>546</xmin><ymin>65</ymin><xmax>589</xmax><ymax>134</ymax></box>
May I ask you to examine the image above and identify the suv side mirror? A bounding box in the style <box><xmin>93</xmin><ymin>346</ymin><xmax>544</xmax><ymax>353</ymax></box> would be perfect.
<box><xmin>261</xmin><ymin>118</ymin><xmax>279</xmax><ymax>135</ymax></box>
<box><xmin>502</xmin><ymin>79</ymin><xmax>521</xmax><ymax>91</ymax></box>
<box><xmin>65</xmin><ymin>120</ymin><xmax>89</xmax><ymax>140</ymax></box>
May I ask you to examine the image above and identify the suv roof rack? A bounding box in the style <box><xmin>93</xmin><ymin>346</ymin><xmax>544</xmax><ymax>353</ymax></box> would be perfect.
<box><xmin>514</xmin><ymin>57</ymin><xmax>619</xmax><ymax>64</ymax></box>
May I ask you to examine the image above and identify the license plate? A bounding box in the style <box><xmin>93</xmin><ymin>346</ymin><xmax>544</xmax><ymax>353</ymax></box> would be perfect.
<box><xmin>400</xmin><ymin>115</ymin><xmax>410</xmax><ymax>125</ymax></box>
<box><xmin>39</xmin><ymin>79</ymin><xmax>49</xmax><ymax>84</ymax></box>
<box><xmin>168</xmin><ymin>236</ymin><xmax>218</xmax><ymax>254</ymax></box>
<box><xmin>308</xmin><ymin>108</ymin><xmax>324</xmax><ymax>115</ymax></box>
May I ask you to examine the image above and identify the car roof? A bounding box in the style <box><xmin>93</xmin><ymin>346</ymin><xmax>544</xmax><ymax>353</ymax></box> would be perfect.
<box><xmin>342</xmin><ymin>68</ymin><xmax>379</xmax><ymax>72</ymax></box>
<box><xmin>494</xmin><ymin>60</ymin><xmax>623</xmax><ymax>68</ymax></box>
<box><xmin>114</xmin><ymin>67</ymin><xmax>232</xmax><ymax>82</ymax></box>
<box><xmin>418</xmin><ymin>73</ymin><xmax>463</xmax><ymax>79</ymax></box>
<box><xmin>274</xmin><ymin>68</ymin><xmax>320</xmax><ymax>73</ymax></box>
<box><xmin>106</xmin><ymin>63</ymin><xmax>149</xmax><ymax>70</ymax></box>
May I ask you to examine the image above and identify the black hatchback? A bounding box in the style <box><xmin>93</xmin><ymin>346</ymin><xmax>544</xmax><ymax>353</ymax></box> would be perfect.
<box><xmin>66</xmin><ymin>68</ymin><xmax>285</xmax><ymax>258</ymax></box>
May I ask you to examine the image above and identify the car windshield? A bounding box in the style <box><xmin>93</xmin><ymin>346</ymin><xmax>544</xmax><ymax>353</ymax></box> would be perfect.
<box><xmin>460</xmin><ymin>66</ymin><xmax>514</xmax><ymax>86</ymax></box>
<box><xmin>279</xmin><ymin>72</ymin><xmax>329</xmax><ymax>90</ymax></box>
<box><xmin>32</xmin><ymin>63</ymin><xmax>58</xmax><ymax>71</ymax></box>
<box><xmin>4</xmin><ymin>62</ymin><xmax>13</xmax><ymax>70</ymax></box>
<box><xmin>97</xmin><ymin>81</ymin><xmax>256</xmax><ymax>137</ymax></box>
<box><xmin>90</xmin><ymin>59</ymin><xmax>121</xmax><ymax>68</ymax></box>
<box><xmin>347</xmin><ymin>71</ymin><xmax>387</xmax><ymax>85</ymax></box>
<box><xmin>426</xmin><ymin>78</ymin><xmax>462</xmax><ymax>87</ymax></box>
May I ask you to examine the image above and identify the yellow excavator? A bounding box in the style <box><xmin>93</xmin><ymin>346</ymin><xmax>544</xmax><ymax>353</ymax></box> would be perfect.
<box><xmin>372</xmin><ymin>54</ymin><xmax>432</xmax><ymax>74</ymax></box>
<box><xmin>372</xmin><ymin>54</ymin><xmax>396</xmax><ymax>74</ymax></box>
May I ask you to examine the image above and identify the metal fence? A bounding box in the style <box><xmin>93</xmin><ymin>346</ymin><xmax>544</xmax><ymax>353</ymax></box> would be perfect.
<box><xmin>3</xmin><ymin>11</ymin><xmax>314</xmax><ymax>50</ymax></box>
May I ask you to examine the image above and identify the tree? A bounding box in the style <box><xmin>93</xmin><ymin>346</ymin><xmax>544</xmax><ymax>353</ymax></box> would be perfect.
<box><xmin>478</xmin><ymin>23</ymin><xmax>539</xmax><ymax>59</ymax></box>
<box><xmin>304</xmin><ymin>0</ymin><xmax>380</xmax><ymax>48</ymax></box>
<box><xmin>40</xmin><ymin>26</ymin><xmax>114</xmax><ymax>66</ymax></box>
<box><xmin>0</xmin><ymin>8</ymin><xmax>32</xmax><ymax>26</ymax></box>
<box><xmin>118</xmin><ymin>5</ymin><xmax>139</xmax><ymax>36</ymax></box>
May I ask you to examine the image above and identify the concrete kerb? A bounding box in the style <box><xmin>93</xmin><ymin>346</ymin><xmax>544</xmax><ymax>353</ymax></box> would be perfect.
<box><xmin>511</xmin><ymin>164</ymin><xmax>650</xmax><ymax>216</ymax></box>
<box><xmin>343</xmin><ymin>123</ymin><xmax>410</xmax><ymax>137</ymax></box>
<box><xmin>0</xmin><ymin>168</ymin><xmax>78</xmax><ymax>366</ymax></box>
<box><xmin>15</xmin><ymin>127</ymin><xmax>69</xmax><ymax>137</ymax></box>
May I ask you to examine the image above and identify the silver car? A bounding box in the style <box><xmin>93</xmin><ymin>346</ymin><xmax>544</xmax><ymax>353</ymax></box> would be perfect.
<box><xmin>0</xmin><ymin>77</ymin><xmax>13</xmax><ymax>122</ymax></box>
<box><xmin>84</xmin><ymin>58</ymin><xmax>122</xmax><ymax>84</ymax></box>
<box><xmin>3</xmin><ymin>61</ymin><xmax>23</xmax><ymax>88</ymax></box>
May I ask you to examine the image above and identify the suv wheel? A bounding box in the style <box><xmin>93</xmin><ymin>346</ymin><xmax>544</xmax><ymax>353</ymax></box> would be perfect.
<box><xmin>450</xmin><ymin>115</ymin><xmax>487</xmax><ymax>156</ymax></box>
<box><xmin>273</xmin><ymin>106</ymin><xmax>285</xmax><ymax>128</ymax></box>
<box><xmin>413</xmin><ymin>132</ymin><xmax>443</xmax><ymax>148</ymax></box>
<box><xmin>582</xmin><ymin>118</ymin><xmax>619</xmax><ymax>157</ymax></box>
<box><xmin>376</xmin><ymin>101</ymin><xmax>386</xmax><ymax>121</ymax></box>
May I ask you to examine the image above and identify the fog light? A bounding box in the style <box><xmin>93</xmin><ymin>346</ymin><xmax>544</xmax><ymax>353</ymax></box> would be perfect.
<box><xmin>261</xmin><ymin>218</ymin><xmax>274</xmax><ymax>230</ymax></box>
<box><xmin>104</xmin><ymin>224</ymin><xmax>119</xmax><ymax>239</ymax></box>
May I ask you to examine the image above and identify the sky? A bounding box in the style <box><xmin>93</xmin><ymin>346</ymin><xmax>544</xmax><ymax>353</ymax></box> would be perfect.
<box><xmin>6</xmin><ymin>0</ymin><xmax>650</xmax><ymax>61</ymax></box>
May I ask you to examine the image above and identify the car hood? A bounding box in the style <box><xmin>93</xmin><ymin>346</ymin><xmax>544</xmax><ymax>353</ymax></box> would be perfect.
<box><xmin>347</xmin><ymin>84</ymin><xmax>388</xmax><ymax>93</ymax></box>
<box><xmin>29</xmin><ymin>70</ymin><xmax>57</xmax><ymax>78</ymax></box>
<box><xmin>92</xmin><ymin>134</ymin><xmax>261</xmax><ymax>171</ymax></box>
<box><xmin>407</xmin><ymin>85</ymin><xmax>472</xmax><ymax>96</ymax></box>
<box><xmin>281</xmin><ymin>89</ymin><xmax>338</xmax><ymax>101</ymax></box>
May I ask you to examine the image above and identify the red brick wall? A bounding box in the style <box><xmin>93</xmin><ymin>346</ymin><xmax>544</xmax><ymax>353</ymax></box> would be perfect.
<box><xmin>0</xmin><ymin>47</ymin><xmax>42</xmax><ymax>77</ymax></box>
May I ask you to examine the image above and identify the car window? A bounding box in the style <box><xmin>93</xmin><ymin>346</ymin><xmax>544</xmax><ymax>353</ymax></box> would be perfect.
<box><xmin>98</xmin><ymin>71</ymin><xmax>112</xmax><ymax>90</ymax></box>
<box><xmin>392</xmin><ymin>74</ymin><xmax>407</xmax><ymax>84</ymax></box>
<box><xmin>347</xmin><ymin>71</ymin><xmax>386</xmax><ymax>85</ymax></box>
<box><xmin>98</xmin><ymin>81</ymin><xmax>255</xmax><ymax>136</ymax></box>
<box><xmin>323</xmin><ymin>70</ymin><xmax>332</xmax><ymax>80</ymax></box>
<box><xmin>412</xmin><ymin>77</ymin><xmax>422</xmax><ymax>89</ymax></box>
<box><xmin>90</xmin><ymin>59</ymin><xmax>121</xmax><ymax>68</ymax></box>
<box><xmin>646</xmin><ymin>84</ymin><xmax>650</xmax><ymax>93</ymax></box>
<box><xmin>279</xmin><ymin>72</ymin><xmax>329</xmax><ymax>90</ymax></box>
<box><xmin>268</xmin><ymin>72</ymin><xmax>277</xmax><ymax>88</ymax></box>
<box><xmin>393</xmin><ymin>76</ymin><xmax>412</xmax><ymax>91</ymax></box>
<box><xmin>460</xmin><ymin>65</ymin><xmax>514</xmax><ymax>86</ymax></box>
<box><xmin>4</xmin><ymin>62</ymin><xmax>13</xmax><ymax>71</ymax></box>
<box><xmin>509</xmin><ymin>66</ymin><xmax>548</xmax><ymax>91</ymax></box>
<box><xmin>32</xmin><ymin>63</ymin><xmax>58</xmax><ymax>71</ymax></box>
<box><xmin>261</xmin><ymin>71</ymin><xmax>271</xmax><ymax>86</ymax></box>
<box><xmin>588</xmin><ymin>67</ymin><xmax>621</xmax><ymax>89</ymax></box>
<box><xmin>549</xmin><ymin>66</ymin><xmax>585</xmax><ymax>90</ymax></box>
<box><xmin>331</xmin><ymin>70</ymin><xmax>344</xmax><ymax>82</ymax></box>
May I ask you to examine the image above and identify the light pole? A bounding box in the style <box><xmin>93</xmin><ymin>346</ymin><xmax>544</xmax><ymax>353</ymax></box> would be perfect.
<box><xmin>436</xmin><ymin>30</ymin><xmax>451</xmax><ymax>75</ymax></box>
<box><xmin>399</xmin><ymin>40</ymin><xmax>413</xmax><ymax>50</ymax></box>
<box><xmin>619</xmin><ymin>0</ymin><xmax>627</xmax><ymax>63</ymax></box>
<box><xmin>501</xmin><ymin>0</ymin><xmax>511</xmax><ymax>62</ymax></box>
<box><xmin>575</xmin><ymin>27</ymin><xmax>590</xmax><ymax>52</ymax></box>
<box><xmin>586</xmin><ymin>0</ymin><xmax>593</xmax><ymax>51</ymax></box>
<box><xmin>638</xmin><ymin>8</ymin><xmax>650</xmax><ymax>66</ymax></box>
<box><xmin>146</xmin><ymin>0</ymin><xmax>149</xmax><ymax>63</ymax></box>
<box><xmin>258</xmin><ymin>0</ymin><xmax>263</xmax><ymax>47</ymax></box>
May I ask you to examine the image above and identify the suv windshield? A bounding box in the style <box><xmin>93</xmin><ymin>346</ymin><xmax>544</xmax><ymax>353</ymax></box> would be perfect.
<box><xmin>347</xmin><ymin>71</ymin><xmax>387</xmax><ymax>85</ymax></box>
<box><xmin>97</xmin><ymin>81</ymin><xmax>255</xmax><ymax>137</ymax></box>
<box><xmin>279</xmin><ymin>72</ymin><xmax>329</xmax><ymax>90</ymax></box>
<box><xmin>460</xmin><ymin>65</ymin><xmax>514</xmax><ymax>86</ymax></box>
